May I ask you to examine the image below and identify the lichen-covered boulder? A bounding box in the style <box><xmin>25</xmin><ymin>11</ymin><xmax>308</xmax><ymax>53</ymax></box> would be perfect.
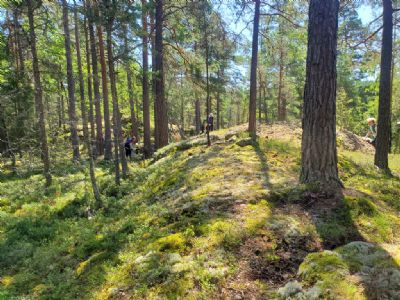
<box><xmin>280</xmin><ymin>242</ymin><xmax>400</xmax><ymax>300</ymax></box>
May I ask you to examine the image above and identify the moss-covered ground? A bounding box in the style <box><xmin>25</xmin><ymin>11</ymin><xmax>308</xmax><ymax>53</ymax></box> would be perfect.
<box><xmin>1</xmin><ymin>125</ymin><xmax>400</xmax><ymax>299</ymax></box>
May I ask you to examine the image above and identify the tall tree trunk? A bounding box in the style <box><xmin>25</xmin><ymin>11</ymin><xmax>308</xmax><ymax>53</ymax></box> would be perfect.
<box><xmin>13</xmin><ymin>9</ymin><xmax>25</xmax><ymax>76</ymax></box>
<box><xmin>375</xmin><ymin>0</ymin><xmax>393</xmax><ymax>171</ymax></box>
<box><xmin>84</xmin><ymin>15</ymin><xmax>96</xmax><ymax>147</ymax></box>
<box><xmin>150</xmin><ymin>10</ymin><xmax>158</xmax><ymax>149</ymax></box>
<box><xmin>204</xmin><ymin>11</ymin><xmax>211</xmax><ymax>146</ymax></box>
<box><xmin>87</xmin><ymin>0</ymin><xmax>103</xmax><ymax>156</ymax></box>
<box><xmin>263</xmin><ymin>83</ymin><xmax>268</xmax><ymax>123</ymax></box>
<box><xmin>106</xmin><ymin>19</ymin><xmax>127</xmax><ymax>181</ymax></box>
<box><xmin>258</xmin><ymin>69</ymin><xmax>262</xmax><ymax>122</ymax></box>
<box><xmin>142</xmin><ymin>0</ymin><xmax>152</xmax><ymax>157</ymax></box>
<box><xmin>248</xmin><ymin>0</ymin><xmax>260</xmax><ymax>134</ymax></box>
<box><xmin>62</xmin><ymin>0</ymin><xmax>80</xmax><ymax>161</ymax></box>
<box><xmin>300</xmin><ymin>0</ymin><xmax>341</xmax><ymax>187</ymax></box>
<box><xmin>216</xmin><ymin>69</ymin><xmax>221</xmax><ymax>130</ymax></box>
<box><xmin>195</xmin><ymin>99</ymin><xmax>201</xmax><ymax>134</ymax></box>
<box><xmin>277</xmin><ymin>43</ymin><xmax>286</xmax><ymax>121</ymax></box>
<box><xmin>96</xmin><ymin>19</ymin><xmax>113</xmax><ymax>161</ymax></box>
<box><xmin>155</xmin><ymin>0</ymin><xmax>168</xmax><ymax>147</ymax></box>
<box><xmin>74</xmin><ymin>2</ymin><xmax>101</xmax><ymax>204</ymax></box>
<box><xmin>60</xmin><ymin>81</ymin><xmax>66</xmax><ymax>131</ymax></box>
<box><xmin>123</xmin><ymin>24</ymin><xmax>138</xmax><ymax>139</ymax></box>
<box><xmin>27</xmin><ymin>0</ymin><xmax>52</xmax><ymax>187</ymax></box>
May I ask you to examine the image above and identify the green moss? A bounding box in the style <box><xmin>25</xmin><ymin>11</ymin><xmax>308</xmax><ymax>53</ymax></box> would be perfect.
<box><xmin>1</xmin><ymin>128</ymin><xmax>400</xmax><ymax>300</ymax></box>
<box><xmin>153</xmin><ymin>233</ymin><xmax>186</xmax><ymax>252</ymax></box>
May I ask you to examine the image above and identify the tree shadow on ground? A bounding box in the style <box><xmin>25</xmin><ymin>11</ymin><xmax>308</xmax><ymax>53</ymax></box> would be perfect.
<box><xmin>248</xmin><ymin>137</ymin><xmax>400</xmax><ymax>299</ymax></box>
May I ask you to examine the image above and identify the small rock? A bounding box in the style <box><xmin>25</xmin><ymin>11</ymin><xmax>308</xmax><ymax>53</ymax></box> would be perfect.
<box><xmin>225</xmin><ymin>131</ymin><xmax>238</xmax><ymax>141</ymax></box>
<box><xmin>236</xmin><ymin>138</ymin><xmax>254</xmax><ymax>147</ymax></box>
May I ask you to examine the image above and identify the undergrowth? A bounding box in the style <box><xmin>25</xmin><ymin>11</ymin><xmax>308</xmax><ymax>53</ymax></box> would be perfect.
<box><xmin>1</xmin><ymin>129</ymin><xmax>400</xmax><ymax>299</ymax></box>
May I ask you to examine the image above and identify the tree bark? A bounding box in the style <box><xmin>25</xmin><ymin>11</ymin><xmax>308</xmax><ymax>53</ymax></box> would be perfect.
<box><xmin>87</xmin><ymin>0</ymin><xmax>103</xmax><ymax>156</ymax></box>
<box><xmin>155</xmin><ymin>0</ymin><xmax>168</xmax><ymax>148</ymax></box>
<box><xmin>374</xmin><ymin>0</ymin><xmax>393</xmax><ymax>171</ymax></box>
<box><xmin>142</xmin><ymin>0</ymin><xmax>152</xmax><ymax>157</ymax></box>
<box><xmin>84</xmin><ymin>15</ymin><xmax>96</xmax><ymax>147</ymax></box>
<box><xmin>96</xmin><ymin>9</ymin><xmax>112</xmax><ymax>160</ymax></box>
<box><xmin>300</xmin><ymin>0</ymin><xmax>341</xmax><ymax>188</ymax></box>
<box><xmin>150</xmin><ymin>10</ymin><xmax>158</xmax><ymax>149</ymax></box>
<box><xmin>258</xmin><ymin>69</ymin><xmax>262</xmax><ymax>122</ymax></box>
<box><xmin>277</xmin><ymin>43</ymin><xmax>286</xmax><ymax>121</ymax></box>
<box><xmin>204</xmin><ymin>10</ymin><xmax>211</xmax><ymax>146</ymax></box>
<box><xmin>263</xmin><ymin>83</ymin><xmax>268</xmax><ymax>123</ymax></box>
<box><xmin>195</xmin><ymin>99</ymin><xmax>201</xmax><ymax>134</ymax></box>
<box><xmin>123</xmin><ymin>24</ymin><xmax>138</xmax><ymax>140</ymax></box>
<box><xmin>217</xmin><ymin>69</ymin><xmax>221</xmax><ymax>130</ymax></box>
<box><xmin>74</xmin><ymin>2</ymin><xmax>101</xmax><ymax>204</ymax></box>
<box><xmin>248</xmin><ymin>0</ymin><xmax>260</xmax><ymax>135</ymax></box>
<box><xmin>62</xmin><ymin>0</ymin><xmax>80</xmax><ymax>161</ymax></box>
<box><xmin>27</xmin><ymin>0</ymin><xmax>52</xmax><ymax>187</ymax></box>
<box><xmin>106</xmin><ymin>18</ymin><xmax>127</xmax><ymax>181</ymax></box>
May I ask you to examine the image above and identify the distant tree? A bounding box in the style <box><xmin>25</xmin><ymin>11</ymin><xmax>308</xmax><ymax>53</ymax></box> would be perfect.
<box><xmin>96</xmin><ymin>5</ymin><xmax>113</xmax><ymax>160</ymax></box>
<box><xmin>27</xmin><ymin>0</ymin><xmax>52</xmax><ymax>186</ymax></box>
<box><xmin>300</xmin><ymin>0</ymin><xmax>341</xmax><ymax>187</ymax></box>
<box><xmin>87</xmin><ymin>0</ymin><xmax>104</xmax><ymax>156</ymax></box>
<box><xmin>73</xmin><ymin>1</ymin><xmax>101</xmax><ymax>203</ymax></box>
<box><xmin>83</xmin><ymin>15</ymin><xmax>96</xmax><ymax>147</ymax></box>
<box><xmin>122</xmin><ymin>24</ymin><xmax>138</xmax><ymax>140</ymax></box>
<box><xmin>61</xmin><ymin>0</ymin><xmax>80</xmax><ymax>161</ymax></box>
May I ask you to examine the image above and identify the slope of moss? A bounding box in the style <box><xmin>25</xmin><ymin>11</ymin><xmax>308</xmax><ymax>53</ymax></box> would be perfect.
<box><xmin>0</xmin><ymin>126</ymin><xmax>399</xmax><ymax>299</ymax></box>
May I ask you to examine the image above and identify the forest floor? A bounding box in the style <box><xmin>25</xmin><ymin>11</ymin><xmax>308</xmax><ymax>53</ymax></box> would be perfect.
<box><xmin>1</xmin><ymin>123</ymin><xmax>400</xmax><ymax>299</ymax></box>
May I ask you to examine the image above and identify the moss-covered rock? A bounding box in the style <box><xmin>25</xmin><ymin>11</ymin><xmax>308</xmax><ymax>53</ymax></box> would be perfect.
<box><xmin>291</xmin><ymin>242</ymin><xmax>400</xmax><ymax>299</ymax></box>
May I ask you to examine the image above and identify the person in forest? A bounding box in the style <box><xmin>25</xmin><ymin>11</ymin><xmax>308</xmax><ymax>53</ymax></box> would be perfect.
<box><xmin>364</xmin><ymin>117</ymin><xmax>377</xmax><ymax>147</ymax></box>
<box><xmin>124</xmin><ymin>136</ymin><xmax>135</xmax><ymax>160</ymax></box>
<box><xmin>208</xmin><ymin>113</ymin><xmax>214</xmax><ymax>131</ymax></box>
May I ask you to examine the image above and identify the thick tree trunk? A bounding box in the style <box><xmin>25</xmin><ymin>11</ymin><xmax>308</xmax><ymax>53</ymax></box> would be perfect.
<box><xmin>374</xmin><ymin>0</ymin><xmax>393</xmax><ymax>171</ymax></box>
<box><xmin>96</xmin><ymin>20</ymin><xmax>113</xmax><ymax>160</ymax></box>
<box><xmin>248</xmin><ymin>0</ymin><xmax>260</xmax><ymax>134</ymax></box>
<box><xmin>74</xmin><ymin>2</ymin><xmax>101</xmax><ymax>204</ymax></box>
<box><xmin>62</xmin><ymin>0</ymin><xmax>80</xmax><ymax>161</ymax></box>
<box><xmin>84</xmin><ymin>16</ymin><xmax>96</xmax><ymax>147</ymax></box>
<box><xmin>155</xmin><ymin>0</ymin><xmax>168</xmax><ymax>148</ymax></box>
<box><xmin>27</xmin><ymin>0</ymin><xmax>52</xmax><ymax>187</ymax></box>
<box><xmin>300</xmin><ymin>0</ymin><xmax>341</xmax><ymax>188</ymax></box>
<box><xmin>87</xmin><ymin>0</ymin><xmax>103</xmax><ymax>156</ymax></box>
<box><xmin>123</xmin><ymin>24</ymin><xmax>138</xmax><ymax>140</ymax></box>
<box><xmin>142</xmin><ymin>0</ymin><xmax>152</xmax><ymax>157</ymax></box>
<box><xmin>106</xmin><ymin>21</ymin><xmax>127</xmax><ymax>181</ymax></box>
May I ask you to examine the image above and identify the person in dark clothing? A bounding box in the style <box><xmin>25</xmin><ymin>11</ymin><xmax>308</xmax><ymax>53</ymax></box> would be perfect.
<box><xmin>208</xmin><ymin>113</ymin><xmax>214</xmax><ymax>131</ymax></box>
<box><xmin>125</xmin><ymin>137</ymin><xmax>134</xmax><ymax>159</ymax></box>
